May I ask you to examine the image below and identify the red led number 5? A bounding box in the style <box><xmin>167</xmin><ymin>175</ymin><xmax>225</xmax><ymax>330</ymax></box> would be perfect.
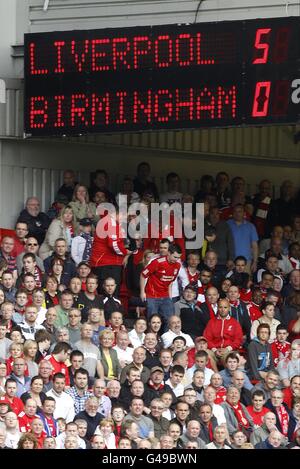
<box><xmin>253</xmin><ymin>28</ymin><xmax>271</xmax><ymax>64</ymax></box>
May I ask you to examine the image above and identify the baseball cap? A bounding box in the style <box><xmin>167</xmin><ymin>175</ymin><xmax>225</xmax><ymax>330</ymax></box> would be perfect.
<box><xmin>77</xmin><ymin>261</ymin><xmax>91</xmax><ymax>268</ymax></box>
<box><xmin>0</xmin><ymin>398</ymin><xmax>11</xmax><ymax>406</ymax></box>
<box><xmin>79</xmin><ymin>217</ymin><xmax>93</xmax><ymax>227</ymax></box>
<box><xmin>195</xmin><ymin>336</ymin><xmax>208</xmax><ymax>343</ymax></box>
<box><xmin>150</xmin><ymin>366</ymin><xmax>164</xmax><ymax>374</ymax></box>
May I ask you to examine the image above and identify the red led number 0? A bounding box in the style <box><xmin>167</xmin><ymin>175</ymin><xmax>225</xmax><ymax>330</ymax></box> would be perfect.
<box><xmin>252</xmin><ymin>81</ymin><xmax>271</xmax><ymax>117</ymax></box>
<box><xmin>253</xmin><ymin>28</ymin><xmax>271</xmax><ymax>64</ymax></box>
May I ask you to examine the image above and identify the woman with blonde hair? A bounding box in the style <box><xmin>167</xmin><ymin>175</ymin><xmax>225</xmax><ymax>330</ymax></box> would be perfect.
<box><xmin>99</xmin><ymin>329</ymin><xmax>121</xmax><ymax>381</ymax></box>
<box><xmin>39</xmin><ymin>205</ymin><xmax>78</xmax><ymax>260</ymax></box>
<box><xmin>23</xmin><ymin>339</ymin><xmax>39</xmax><ymax>377</ymax></box>
<box><xmin>69</xmin><ymin>184</ymin><xmax>97</xmax><ymax>222</ymax></box>
<box><xmin>95</xmin><ymin>417</ymin><xmax>116</xmax><ymax>449</ymax></box>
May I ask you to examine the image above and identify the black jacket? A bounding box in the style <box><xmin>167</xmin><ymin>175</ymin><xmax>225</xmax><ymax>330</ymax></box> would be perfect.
<box><xmin>175</xmin><ymin>298</ymin><xmax>205</xmax><ymax>338</ymax></box>
<box><xmin>44</xmin><ymin>253</ymin><xmax>77</xmax><ymax>278</ymax></box>
<box><xmin>75</xmin><ymin>410</ymin><xmax>104</xmax><ymax>439</ymax></box>
<box><xmin>17</xmin><ymin>209</ymin><xmax>50</xmax><ymax>245</ymax></box>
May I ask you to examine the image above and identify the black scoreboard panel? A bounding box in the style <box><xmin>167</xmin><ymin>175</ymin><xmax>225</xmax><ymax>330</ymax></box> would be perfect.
<box><xmin>24</xmin><ymin>17</ymin><xmax>300</xmax><ymax>136</ymax></box>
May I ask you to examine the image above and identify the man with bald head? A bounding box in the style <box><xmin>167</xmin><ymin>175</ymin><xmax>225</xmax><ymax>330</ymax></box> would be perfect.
<box><xmin>161</xmin><ymin>316</ymin><xmax>194</xmax><ymax>348</ymax></box>
<box><xmin>17</xmin><ymin>197</ymin><xmax>50</xmax><ymax>245</ymax></box>
<box><xmin>232</xmin><ymin>370</ymin><xmax>252</xmax><ymax>406</ymax></box>
<box><xmin>255</xmin><ymin>429</ymin><xmax>285</xmax><ymax>449</ymax></box>
<box><xmin>203</xmin><ymin>299</ymin><xmax>244</xmax><ymax>360</ymax></box>
<box><xmin>18</xmin><ymin>398</ymin><xmax>38</xmax><ymax>432</ymax></box>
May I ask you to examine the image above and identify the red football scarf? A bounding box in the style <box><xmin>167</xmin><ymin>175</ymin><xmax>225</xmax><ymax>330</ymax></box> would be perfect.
<box><xmin>215</xmin><ymin>387</ymin><xmax>227</xmax><ymax>404</ymax></box>
<box><xmin>254</xmin><ymin>196</ymin><xmax>271</xmax><ymax>237</ymax></box>
<box><xmin>277</xmin><ymin>405</ymin><xmax>289</xmax><ymax>436</ymax></box>
<box><xmin>206</xmin><ymin>301</ymin><xmax>218</xmax><ymax>320</ymax></box>
<box><xmin>271</xmin><ymin>340</ymin><xmax>291</xmax><ymax>367</ymax></box>
<box><xmin>247</xmin><ymin>302</ymin><xmax>263</xmax><ymax>322</ymax></box>
<box><xmin>229</xmin><ymin>300</ymin><xmax>240</xmax><ymax>308</ymax></box>
<box><xmin>228</xmin><ymin>400</ymin><xmax>250</xmax><ymax>429</ymax></box>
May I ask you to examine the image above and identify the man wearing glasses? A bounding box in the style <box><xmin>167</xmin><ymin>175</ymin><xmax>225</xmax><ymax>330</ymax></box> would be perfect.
<box><xmin>16</xmin><ymin>237</ymin><xmax>44</xmax><ymax>274</ymax></box>
<box><xmin>148</xmin><ymin>398</ymin><xmax>170</xmax><ymax>439</ymax></box>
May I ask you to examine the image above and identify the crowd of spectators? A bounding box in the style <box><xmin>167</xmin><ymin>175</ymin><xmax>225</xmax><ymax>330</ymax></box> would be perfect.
<box><xmin>0</xmin><ymin>162</ymin><xmax>299</xmax><ymax>450</ymax></box>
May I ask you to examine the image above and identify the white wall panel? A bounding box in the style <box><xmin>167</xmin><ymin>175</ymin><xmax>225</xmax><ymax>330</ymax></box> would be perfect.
<box><xmin>26</xmin><ymin>1</ymin><xmax>300</xmax><ymax>32</ymax></box>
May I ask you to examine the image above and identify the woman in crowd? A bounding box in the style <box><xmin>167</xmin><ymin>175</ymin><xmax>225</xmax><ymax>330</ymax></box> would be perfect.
<box><xmin>99</xmin><ymin>329</ymin><xmax>121</xmax><ymax>381</ymax></box>
<box><xmin>44</xmin><ymin>275</ymin><xmax>60</xmax><ymax>308</ymax></box>
<box><xmin>69</xmin><ymin>184</ymin><xmax>97</xmax><ymax>223</ymax></box>
<box><xmin>23</xmin><ymin>340</ymin><xmax>39</xmax><ymax>377</ymax></box>
<box><xmin>20</xmin><ymin>375</ymin><xmax>47</xmax><ymax>411</ymax></box>
<box><xmin>39</xmin><ymin>205</ymin><xmax>77</xmax><ymax>260</ymax></box>
<box><xmin>17</xmin><ymin>433</ymin><xmax>39</xmax><ymax>449</ymax></box>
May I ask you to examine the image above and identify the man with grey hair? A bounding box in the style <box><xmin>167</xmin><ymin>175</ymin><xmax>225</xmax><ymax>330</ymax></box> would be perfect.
<box><xmin>220</xmin><ymin>385</ymin><xmax>254</xmax><ymax>436</ymax></box>
<box><xmin>148</xmin><ymin>398</ymin><xmax>169</xmax><ymax>439</ymax></box>
<box><xmin>75</xmin><ymin>397</ymin><xmax>104</xmax><ymax>439</ymax></box>
<box><xmin>17</xmin><ymin>196</ymin><xmax>50</xmax><ymax>245</ymax></box>
<box><xmin>106</xmin><ymin>379</ymin><xmax>121</xmax><ymax>407</ymax></box>
<box><xmin>178</xmin><ymin>420</ymin><xmax>206</xmax><ymax>449</ymax></box>
<box><xmin>92</xmin><ymin>379</ymin><xmax>111</xmax><ymax>417</ymax></box>
<box><xmin>255</xmin><ymin>429</ymin><xmax>285</xmax><ymax>449</ymax></box>
<box><xmin>206</xmin><ymin>425</ymin><xmax>232</xmax><ymax>449</ymax></box>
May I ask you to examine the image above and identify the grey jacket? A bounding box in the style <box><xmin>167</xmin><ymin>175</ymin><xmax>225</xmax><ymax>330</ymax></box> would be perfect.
<box><xmin>220</xmin><ymin>401</ymin><xmax>254</xmax><ymax>435</ymax></box>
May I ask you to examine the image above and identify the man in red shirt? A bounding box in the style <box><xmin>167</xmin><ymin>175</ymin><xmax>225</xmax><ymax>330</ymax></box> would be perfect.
<box><xmin>246</xmin><ymin>389</ymin><xmax>269</xmax><ymax>427</ymax></box>
<box><xmin>45</xmin><ymin>342</ymin><xmax>71</xmax><ymax>387</ymax></box>
<box><xmin>90</xmin><ymin>212</ymin><xmax>132</xmax><ymax>296</ymax></box>
<box><xmin>203</xmin><ymin>298</ymin><xmax>244</xmax><ymax>361</ymax></box>
<box><xmin>11</xmin><ymin>221</ymin><xmax>29</xmax><ymax>257</ymax></box>
<box><xmin>18</xmin><ymin>398</ymin><xmax>38</xmax><ymax>432</ymax></box>
<box><xmin>140</xmin><ymin>243</ymin><xmax>182</xmax><ymax>332</ymax></box>
<box><xmin>271</xmin><ymin>324</ymin><xmax>291</xmax><ymax>368</ymax></box>
<box><xmin>1</xmin><ymin>379</ymin><xmax>24</xmax><ymax>415</ymax></box>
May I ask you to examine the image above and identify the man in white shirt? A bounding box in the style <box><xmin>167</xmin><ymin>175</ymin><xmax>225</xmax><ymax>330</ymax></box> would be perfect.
<box><xmin>113</xmin><ymin>330</ymin><xmax>134</xmax><ymax>368</ymax></box>
<box><xmin>165</xmin><ymin>365</ymin><xmax>185</xmax><ymax>398</ymax></box>
<box><xmin>19</xmin><ymin>305</ymin><xmax>45</xmax><ymax>340</ymax></box>
<box><xmin>186</xmin><ymin>350</ymin><xmax>214</xmax><ymax>386</ymax></box>
<box><xmin>46</xmin><ymin>372</ymin><xmax>75</xmax><ymax>423</ymax></box>
<box><xmin>92</xmin><ymin>379</ymin><xmax>112</xmax><ymax>418</ymax></box>
<box><xmin>128</xmin><ymin>318</ymin><xmax>147</xmax><ymax>349</ymax></box>
<box><xmin>55</xmin><ymin>421</ymin><xmax>86</xmax><ymax>449</ymax></box>
<box><xmin>203</xmin><ymin>386</ymin><xmax>226</xmax><ymax>425</ymax></box>
<box><xmin>161</xmin><ymin>316</ymin><xmax>194</xmax><ymax>349</ymax></box>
